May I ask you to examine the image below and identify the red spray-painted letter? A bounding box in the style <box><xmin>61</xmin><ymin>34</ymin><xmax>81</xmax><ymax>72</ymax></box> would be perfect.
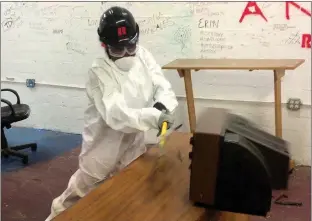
<box><xmin>286</xmin><ymin>1</ymin><xmax>311</xmax><ymax>20</ymax></box>
<box><xmin>302</xmin><ymin>34</ymin><xmax>311</xmax><ymax>48</ymax></box>
<box><xmin>239</xmin><ymin>2</ymin><xmax>267</xmax><ymax>23</ymax></box>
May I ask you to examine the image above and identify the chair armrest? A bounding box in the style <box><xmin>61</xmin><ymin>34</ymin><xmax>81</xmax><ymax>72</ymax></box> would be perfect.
<box><xmin>1</xmin><ymin>99</ymin><xmax>16</xmax><ymax>116</ymax></box>
<box><xmin>1</xmin><ymin>88</ymin><xmax>20</xmax><ymax>104</ymax></box>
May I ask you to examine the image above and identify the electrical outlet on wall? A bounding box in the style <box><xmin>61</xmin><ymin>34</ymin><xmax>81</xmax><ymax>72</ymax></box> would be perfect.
<box><xmin>26</xmin><ymin>79</ymin><xmax>36</xmax><ymax>88</ymax></box>
<box><xmin>286</xmin><ymin>98</ymin><xmax>302</xmax><ymax>111</ymax></box>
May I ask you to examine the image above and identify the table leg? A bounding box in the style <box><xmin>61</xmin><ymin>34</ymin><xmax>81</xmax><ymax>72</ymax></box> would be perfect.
<box><xmin>181</xmin><ymin>69</ymin><xmax>196</xmax><ymax>133</ymax></box>
<box><xmin>274</xmin><ymin>69</ymin><xmax>294</xmax><ymax>170</ymax></box>
<box><xmin>273</xmin><ymin>69</ymin><xmax>284</xmax><ymax>138</ymax></box>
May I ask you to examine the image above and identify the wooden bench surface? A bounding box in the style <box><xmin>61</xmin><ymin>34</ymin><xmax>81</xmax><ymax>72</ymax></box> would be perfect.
<box><xmin>53</xmin><ymin>132</ymin><xmax>223</xmax><ymax>221</ymax></box>
<box><xmin>162</xmin><ymin>59</ymin><xmax>305</xmax><ymax>70</ymax></box>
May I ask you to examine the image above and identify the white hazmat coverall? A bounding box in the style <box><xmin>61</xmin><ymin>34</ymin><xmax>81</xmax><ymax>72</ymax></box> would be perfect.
<box><xmin>45</xmin><ymin>45</ymin><xmax>178</xmax><ymax>220</ymax></box>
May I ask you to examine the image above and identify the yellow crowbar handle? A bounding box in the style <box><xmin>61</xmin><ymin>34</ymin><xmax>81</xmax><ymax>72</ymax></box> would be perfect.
<box><xmin>159</xmin><ymin>121</ymin><xmax>168</xmax><ymax>148</ymax></box>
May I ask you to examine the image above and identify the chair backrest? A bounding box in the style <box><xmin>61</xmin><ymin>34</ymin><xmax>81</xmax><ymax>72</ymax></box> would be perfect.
<box><xmin>1</xmin><ymin>88</ymin><xmax>21</xmax><ymax>104</ymax></box>
<box><xmin>1</xmin><ymin>88</ymin><xmax>30</xmax><ymax>126</ymax></box>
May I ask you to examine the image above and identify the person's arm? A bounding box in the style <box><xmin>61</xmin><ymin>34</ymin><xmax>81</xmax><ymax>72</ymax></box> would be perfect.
<box><xmin>89</xmin><ymin>68</ymin><xmax>162</xmax><ymax>133</ymax></box>
<box><xmin>142</xmin><ymin>48</ymin><xmax>178</xmax><ymax>113</ymax></box>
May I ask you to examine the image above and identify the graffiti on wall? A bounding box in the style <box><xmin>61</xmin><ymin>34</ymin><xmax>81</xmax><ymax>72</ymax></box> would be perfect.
<box><xmin>239</xmin><ymin>2</ymin><xmax>267</xmax><ymax>23</ymax></box>
<box><xmin>239</xmin><ymin>1</ymin><xmax>311</xmax><ymax>49</ymax></box>
<box><xmin>302</xmin><ymin>34</ymin><xmax>311</xmax><ymax>48</ymax></box>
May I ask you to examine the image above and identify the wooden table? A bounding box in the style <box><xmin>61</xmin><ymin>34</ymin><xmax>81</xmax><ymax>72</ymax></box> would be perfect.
<box><xmin>162</xmin><ymin>58</ymin><xmax>305</xmax><ymax>170</ymax></box>
<box><xmin>53</xmin><ymin>132</ymin><xmax>249</xmax><ymax>221</ymax></box>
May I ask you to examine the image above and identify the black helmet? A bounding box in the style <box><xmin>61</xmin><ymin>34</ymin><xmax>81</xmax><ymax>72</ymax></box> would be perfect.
<box><xmin>98</xmin><ymin>6</ymin><xmax>139</xmax><ymax>47</ymax></box>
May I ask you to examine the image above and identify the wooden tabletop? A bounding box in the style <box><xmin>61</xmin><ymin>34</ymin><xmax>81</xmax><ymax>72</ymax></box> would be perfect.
<box><xmin>162</xmin><ymin>59</ymin><xmax>305</xmax><ymax>70</ymax></box>
<box><xmin>53</xmin><ymin>132</ymin><xmax>223</xmax><ymax>221</ymax></box>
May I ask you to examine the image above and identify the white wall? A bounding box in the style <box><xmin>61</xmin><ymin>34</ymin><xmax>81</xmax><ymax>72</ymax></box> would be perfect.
<box><xmin>2</xmin><ymin>2</ymin><xmax>311</xmax><ymax>103</ymax></box>
<box><xmin>2</xmin><ymin>82</ymin><xmax>311</xmax><ymax>166</ymax></box>
<box><xmin>1</xmin><ymin>2</ymin><xmax>311</xmax><ymax>165</ymax></box>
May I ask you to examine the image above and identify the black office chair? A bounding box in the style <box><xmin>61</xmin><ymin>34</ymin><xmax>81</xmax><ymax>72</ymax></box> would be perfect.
<box><xmin>1</xmin><ymin>88</ymin><xmax>37</xmax><ymax>164</ymax></box>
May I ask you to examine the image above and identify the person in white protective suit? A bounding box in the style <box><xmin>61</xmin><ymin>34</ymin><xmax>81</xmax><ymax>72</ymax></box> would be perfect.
<box><xmin>45</xmin><ymin>6</ymin><xmax>178</xmax><ymax>221</ymax></box>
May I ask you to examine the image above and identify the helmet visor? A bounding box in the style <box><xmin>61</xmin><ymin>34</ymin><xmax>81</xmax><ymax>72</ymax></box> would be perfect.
<box><xmin>107</xmin><ymin>44</ymin><xmax>138</xmax><ymax>58</ymax></box>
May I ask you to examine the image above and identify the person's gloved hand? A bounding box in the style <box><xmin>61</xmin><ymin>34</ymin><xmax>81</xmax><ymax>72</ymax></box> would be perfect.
<box><xmin>157</xmin><ymin>110</ymin><xmax>174</xmax><ymax>137</ymax></box>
